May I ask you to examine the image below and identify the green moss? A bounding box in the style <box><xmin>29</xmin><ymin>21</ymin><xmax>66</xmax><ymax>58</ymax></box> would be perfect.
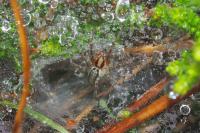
<box><xmin>0</xmin><ymin>29</ymin><xmax>22</xmax><ymax>72</ymax></box>
<box><xmin>166</xmin><ymin>50</ymin><xmax>200</xmax><ymax>95</ymax></box>
<box><xmin>153</xmin><ymin>2</ymin><xmax>200</xmax><ymax>95</ymax></box>
<box><xmin>99</xmin><ymin>99</ymin><xmax>116</xmax><ymax>119</ymax></box>
<box><xmin>154</xmin><ymin>5</ymin><xmax>200</xmax><ymax>38</ymax></box>
<box><xmin>40</xmin><ymin>39</ymin><xmax>64</xmax><ymax>56</ymax></box>
<box><xmin>117</xmin><ymin>109</ymin><xmax>132</xmax><ymax>119</ymax></box>
<box><xmin>175</xmin><ymin>0</ymin><xmax>200</xmax><ymax>11</ymax></box>
<box><xmin>80</xmin><ymin>0</ymin><xmax>105</xmax><ymax>5</ymax></box>
<box><xmin>166</xmin><ymin>52</ymin><xmax>200</xmax><ymax>95</ymax></box>
<box><xmin>166</xmin><ymin>60</ymin><xmax>180</xmax><ymax>76</ymax></box>
<box><xmin>193</xmin><ymin>38</ymin><xmax>200</xmax><ymax>61</ymax></box>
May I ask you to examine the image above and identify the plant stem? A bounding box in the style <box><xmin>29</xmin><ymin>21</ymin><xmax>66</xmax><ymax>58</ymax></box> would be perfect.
<box><xmin>124</xmin><ymin>35</ymin><xmax>193</xmax><ymax>56</ymax></box>
<box><xmin>127</xmin><ymin>77</ymin><xmax>170</xmax><ymax>112</ymax></box>
<box><xmin>10</xmin><ymin>1</ymin><xmax>31</xmax><ymax>133</ymax></box>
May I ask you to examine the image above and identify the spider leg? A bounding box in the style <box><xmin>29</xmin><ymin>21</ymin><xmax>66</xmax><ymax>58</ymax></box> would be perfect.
<box><xmin>96</xmin><ymin>74</ymin><xmax>113</xmax><ymax>98</ymax></box>
<box><xmin>94</xmin><ymin>76</ymin><xmax>100</xmax><ymax>97</ymax></box>
<box><xmin>90</xmin><ymin>43</ymin><xmax>94</xmax><ymax>64</ymax></box>
<box><xmin>88</xmin><ymin>32</ymin><xmax>95</xmax><ymax>63</ymax></box>
<box><xmin>108</xmin><ymin>44</ymin><xmax>113</xmax><ymax>56</ymax></box>
<box><xmin>106</xmin><ymin>42</ymin><xmax>115</xmax><ymax>62</ymax></box>
<box><xmin>79</xmin><ymin>52</ymin><xmax>91</xmax><ymax>69</ymax></box>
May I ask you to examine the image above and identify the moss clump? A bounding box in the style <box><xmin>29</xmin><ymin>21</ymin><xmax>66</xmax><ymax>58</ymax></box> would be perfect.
<box><xmin>153</xmin><ymin>6</ymin><xmax>200</xmax><ymax>38</ymax></box>
<box><xmin>153</xmin><ymin>0</ymin><xmax>200</xmax><ymax>95</ymax></box>
<box><xmin>175</xmin><ymin>0</ymin><xmax>200</xmax><ymax>11</ymax></box>
<box><xmin>193</xmin><ymin>38</ymin><xmax>200</xmax><ymax>61</ymax></box>
<box><xmin>40</xmin><ymin>39</ymin><xmax>63</xmax><ymax>56</ymax></box>
<box><xmin>166</xmin><ymin>51</ymin><xmax>200</xmax><ymax>95</ymax></box>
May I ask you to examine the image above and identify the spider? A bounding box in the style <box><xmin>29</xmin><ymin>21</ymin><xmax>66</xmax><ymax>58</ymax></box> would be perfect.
<box><xmin>87</xmin><ymin>43</ymin><xmax>113</xmax><ymax>95</ymax></box>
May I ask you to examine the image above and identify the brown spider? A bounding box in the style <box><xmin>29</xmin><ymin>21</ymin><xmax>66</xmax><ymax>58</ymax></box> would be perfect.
<box><xmin>87</xmin><ymin>43</ymin><xmax>113</xmax><ymax>95</ymax></box>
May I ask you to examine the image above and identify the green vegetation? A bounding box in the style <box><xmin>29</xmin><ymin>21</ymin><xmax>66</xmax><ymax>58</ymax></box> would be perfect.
<box><xmin>117</xmin><ymin>109</ymin><xmax>132</xmax><ymax>119</ymax></box>
<box><xmin>99</xmin><ymin>99</ymin><xmax>116</xmax><ymax>119</ymax></box>
<box><xmin>40</xmin><ymin>39</ymin><xmax>64</xmax><ymax>56</ymax></box>
<box><xmin>153</xmin><ymin>0</ymin><xmax>200</xmax><ymax>95</ymax></box>
<box><xmin>80</xmin><ymin>0</ymin><xmax>102</xmax><ymax>4</ymax></box>
<box><xmin>175</xmin><ymin>0</ymin><xmax>200</xmax><ymax>11</ymax></box>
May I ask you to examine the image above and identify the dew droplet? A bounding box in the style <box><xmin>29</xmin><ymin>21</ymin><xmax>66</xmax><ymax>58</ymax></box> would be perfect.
<box><xmin>22</xmin><ymin>10</ymin><xmax>31</xmax><ymax>26</ymax></box>
<box><xmin>135</xmin><ymin>5</ymin><xmax>143</xmax><ymax>13</ymax></box>
<box><xmin>20</xmin><ymin>0</ymin><xmax>35</xmax><ymax>12</ymax></box>
<box><xmin>50</xmin><ymin>0</ymin><xmax>58</xmax><ymax>8</ymax></box>
<box><xmin>56</xmin><ymin>15</ymin><xmax>79</xmax><ymax>38</ymax></box>
<box><xmin>98</xmin><ymin>1</ymin><xmax>106</xmax><ymax>8</ymax></box>
<box><xmin>92</xmin><ymin>14</ymin><xmax>100</xmax><ymax>21</ymax></box>
<box><xmin>1</xmin><ymin>19</ymin><xmax>11</xmax><ymax>32</ymax></box>
<box><xmin>34</xmin><ymin>18</ymin><xmax>46</xmax><ymax>28</ymax></box>
<box><xmin>168</xmin><ymin>91</ymin><xmax>179</xmax><ymax>99</ymax></box>
<box><xmin>180</xmin><ymin>104</ymin><xmax>191</xmax><ymax>115</ymax></box>
<box><xmin>151</xmin><ymin>28</ymin><xmax>163</xmax><ymax>41</ymax></box>
<box><xmin>115</xmin><ymin>0</ymin><xmax>130</xmax><ymax>22</ymax></box>
<box><xmin>58</xmin><ymin>34</ymin><xmax>71</xmax><ymax>46</ymax></box>
<box><xmin>87</xmin><ymin>7</ymin><xmax>94</xmax><ymax>13</ymax></box>
<box><xmin>105</xmin><ymin>4</ymin><xmax>113</xmax><ymax>12</ymax></box>
<box><xmin>101</xmin><ymin>12</ymin><xmax>115</xmax><ymax>21</ymax></box>
<box><xmin>42</xmin><ymin>120</ymin><xmax>47</xmax><ymax>124</ymax></box>
<box><xmin>47</xmin><ymin>26</ymin><xmax>57</xmax><ymax>36</ymax></box>
<box><xmin>38</xmin><ymin>0</ymin><xmax>50</xmax><ymax>4</ymax></box>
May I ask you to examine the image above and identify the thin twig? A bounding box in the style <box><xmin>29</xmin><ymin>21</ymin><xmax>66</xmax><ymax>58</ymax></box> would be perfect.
<box><xmin>124</xmin><ymin>36</ymin><xmax>193</xmax><ymax>56</ymax></box>
<box><xmin>10</xmin><ymin>1</ymin><xmax>31</xmax><ymax>133</ymax></box>
<box><xmin>127</xmin><ymin>77</ymin><xmax>170</xmax><ymax>112</ymax></box>
<box><xmin>66</xmin><ymin>102</ymin><xmax>95</xmax><ymax>129</ymax></box>
<box><xmin>124</xmin><ymin>45</ymin><xmax>166</xmax><ymax>56</ymax></box>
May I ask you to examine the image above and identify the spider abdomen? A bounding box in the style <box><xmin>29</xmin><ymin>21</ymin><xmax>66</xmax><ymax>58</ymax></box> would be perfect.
<box><xmin>93</xmin><ymin>52</ymin><xmax>109</xmax><ymax>69</ymax></box>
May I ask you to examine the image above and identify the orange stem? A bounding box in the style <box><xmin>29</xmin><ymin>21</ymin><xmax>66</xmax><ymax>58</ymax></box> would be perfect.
<box><xmin>10</xmin><ymin>1</ymin><xmax>31</xmax><ymax>133</ymax></box>
<box><xmin>124</xmin><ymin>36</ymin><xmax>193</xmax><ymax>56</ymax></box>
<box><xmin>124</xmin><ymin>45</ymin><xmax>166</xmax><ymax>56</ymax></box>
<box><xmin>100</xmin><ymin>85</ymin><xmax>200</xmax><ymax>133</ymax></box>
<box><xmin>66</xmin><ymin>103</ymin><xmax>95</xmax><ymax>129</ymax></box>
<box><xmin>127</xmin><ymin>77</ymin><xmax>170</xmax><ymax>112</ymax></box>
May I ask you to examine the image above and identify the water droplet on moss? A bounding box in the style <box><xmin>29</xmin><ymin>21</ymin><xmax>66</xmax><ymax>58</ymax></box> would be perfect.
<box><xmin>1</xmin><ymin>19</ymin><xmax>11</xmax><ymax>32</ymax></box>
<box><xmin>50</xmin><ymin>0</ymin><xmax>58</xmax><ymax>9</ymax></box>
<box><xmin>115</xmin><ymin>0</ymin><xmax>130</xmax><ymax>22</ymax></box>
<box><xmin>22</xmin><ymin>10</ymin><xmax>31</xmax><ymax>26</ymax></box>
<box><xmin>38</xmin><ymin>0</ymin><xmax>50</xmax><ymax>4</ymax></box>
